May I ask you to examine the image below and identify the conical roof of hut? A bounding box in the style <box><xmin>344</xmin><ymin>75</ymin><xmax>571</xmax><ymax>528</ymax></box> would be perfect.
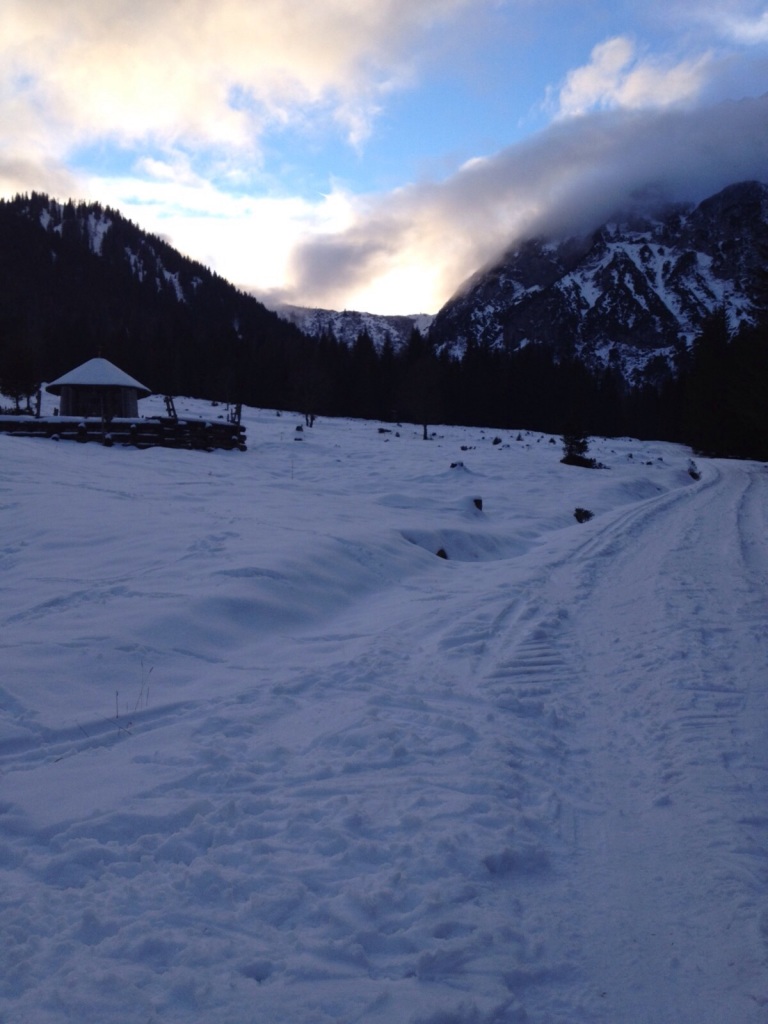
<box><xmin>46</xmin><ymin>358</ymin><xmax>151</xmax><ymax>397</ymax></box>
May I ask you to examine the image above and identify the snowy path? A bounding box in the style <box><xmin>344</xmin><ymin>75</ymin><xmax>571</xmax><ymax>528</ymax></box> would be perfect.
<box><xmin>380</xmin><ymin>457</ymin><xmax>768</xmax><ymax>1022</ymax></box>
<box><xmin>1</xmin><ymin>412</ymin><xmax>767</xmax><ymax>1023</ymax></box>
<box><xmin>551</xmin><ymin>461</ymin><xmax>768</xmax><ymax>1022</ymax></box>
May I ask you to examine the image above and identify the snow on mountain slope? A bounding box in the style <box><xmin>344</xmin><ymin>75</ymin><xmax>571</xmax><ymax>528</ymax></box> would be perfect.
<box><xmin>275</xmin><ymin>304</ymin><xmax>434</xmax><ymax>350</ymax></box>
<box><xmin>429</xmin><ymin>181</ymin><xmax>768</xmax><ymax>382</ymax></box>
<box><xmin>1</xmin><ymin>404</ymin><xmax>766</xmax><ymax>1023</ymax></box>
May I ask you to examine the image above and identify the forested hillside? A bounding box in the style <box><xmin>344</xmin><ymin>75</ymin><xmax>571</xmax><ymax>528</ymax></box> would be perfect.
<box><xmin>0</xmin><ymin>194</ymin><xmax>309</xmax><ymax>409</ymax></box>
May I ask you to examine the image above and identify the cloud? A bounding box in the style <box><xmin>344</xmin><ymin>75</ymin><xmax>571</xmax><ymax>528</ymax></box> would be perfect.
<box><xmin>281</xmin><ymin>93</ymin><xmax>768</xmax><ymax>312</ymax></box>
<box><xmin>553</xmin><ymin>36</ymin><xmax>712</xmax><ymax>117</ymax></box>
<box><xmin>696</xmin><ymin>4</ymin><xmax>768</xmax><ymax>45</ymax></box>
<box><xmin>0</xmin><ymin>0</ymin><xmax>489</xmax><ymax>293</ymax></box>
<box><xmin>85</xmin><ymin>168</ymin><xmax>358</xmax><ymax>300</ymax></box>
<box><xmin>726</xmin><ymin>12</ymin><xmax>768</xmax><ymax>44</ymax></box>
<box><xmin>1</xmin><ymin>0</ymin><xmax>475</xmax><ymax>180</ymax></box>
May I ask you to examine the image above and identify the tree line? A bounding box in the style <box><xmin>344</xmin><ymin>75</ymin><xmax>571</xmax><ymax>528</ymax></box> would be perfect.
<box><xmin>275</xmin><ymin>313</ymin><xmax>767</xmax><ymax>462</ymax></box>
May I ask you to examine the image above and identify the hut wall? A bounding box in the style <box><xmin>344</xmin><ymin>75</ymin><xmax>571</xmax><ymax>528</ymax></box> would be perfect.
<box><xmin>59</xmin><ymin>386</ymin><xmax>139</xmax><ymax>418</ymax></box>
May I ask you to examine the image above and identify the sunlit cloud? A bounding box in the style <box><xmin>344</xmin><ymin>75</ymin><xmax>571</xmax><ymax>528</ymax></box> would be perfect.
<box><xmin>88</xmin><ymin>169</ymin><xmax>359</xmax><ymax>298</ymax></box>
<box><xmin>281</xmin><ymin>93</ymin><xmax>768</xmax><ymax>312</ymax></box>
<box><xmin>1</xmin><ymin>0</ymin><xmax>475</xmax><ymax>170</ymax></box>
<box><xmin>553</xmin><ymin>37</ymin><xmax>712</xmax><ymax>118</ymax></box>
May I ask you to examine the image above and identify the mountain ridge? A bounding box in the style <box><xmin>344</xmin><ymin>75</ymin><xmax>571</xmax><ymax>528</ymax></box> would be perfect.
<box><xmin>427</xmin><ymin>180</ymin><xmax>768</xmax><ymax>384</ymax></box>
<box><xmin>273</xmin><ymin>304</ymin><xmax>434</xmax><ymax>352</ymax></box>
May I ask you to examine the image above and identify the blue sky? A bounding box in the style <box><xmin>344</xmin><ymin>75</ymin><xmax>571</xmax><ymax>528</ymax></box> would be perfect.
<box><xmin>2</xmin><ymin>1</ymin><xmax>768</xmax><ymax>313</ymax></box>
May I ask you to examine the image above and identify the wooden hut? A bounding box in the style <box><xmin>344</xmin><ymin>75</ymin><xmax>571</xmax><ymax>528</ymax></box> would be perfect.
<box><xmin>46</xmin><ymin>358</ymin><xmax>151</xmax><ymax>418</ymax></box>
<box><xmin>1</xmin><ymin>357</ymin><xmax>246</xmax><ymax>449</ymax></box>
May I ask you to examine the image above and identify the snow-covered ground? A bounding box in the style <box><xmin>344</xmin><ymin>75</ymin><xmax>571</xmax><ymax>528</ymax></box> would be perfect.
<box><xmin>1</xmin><ymin>399</ymin><xmax>767</xmax><ymax>1023</ymax></box>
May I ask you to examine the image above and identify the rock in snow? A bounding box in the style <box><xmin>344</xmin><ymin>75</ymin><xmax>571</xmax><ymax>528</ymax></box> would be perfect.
<box><xmin>1</xmin><ymin>397</ymin><xmax>767</xmax><ymax>1023</ymax></box>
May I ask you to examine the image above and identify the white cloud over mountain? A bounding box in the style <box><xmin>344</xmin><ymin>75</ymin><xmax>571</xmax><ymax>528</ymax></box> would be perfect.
<box><xmin>278</xmin><ymin>93</ymin><xmax>768</xmax><ymax>312</ymax></box>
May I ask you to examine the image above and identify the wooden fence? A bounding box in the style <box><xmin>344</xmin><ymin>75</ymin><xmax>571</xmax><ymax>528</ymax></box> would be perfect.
<box><xmin>0</xmin><ymin>415</ymin><xmax>247</xmax><ymax>451</ymax></box>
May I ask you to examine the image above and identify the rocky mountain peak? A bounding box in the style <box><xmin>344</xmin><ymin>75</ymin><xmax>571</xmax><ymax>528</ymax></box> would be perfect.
<box><xmin>428</xmin><ymin>181</ymin><xmax>768</xmax><ymax>383</ymax></box>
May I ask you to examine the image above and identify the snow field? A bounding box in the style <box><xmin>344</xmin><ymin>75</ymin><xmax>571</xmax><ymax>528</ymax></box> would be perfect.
<box><xmin>1</xmin><ymin>401</ymin><xmax>767</xmax><ymax>1022</ymax></box>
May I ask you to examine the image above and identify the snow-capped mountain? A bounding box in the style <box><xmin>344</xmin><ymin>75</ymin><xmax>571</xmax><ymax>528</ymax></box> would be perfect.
<box><xmin>428</xmin><ymin>181</ymin><xmax>768</xmax><ymax>382</ymax></box>
<box><xmin>275</xmin><ymin>304</ymin><xmax>434</xmax><ymax>351</ymax></box>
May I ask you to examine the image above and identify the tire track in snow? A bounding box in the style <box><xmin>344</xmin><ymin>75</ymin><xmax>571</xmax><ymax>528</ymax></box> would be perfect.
<box><xmin>415</xmin><ymin>462</ymin><xmax>768</xmax><ymax>1022</ymax></box>
<box><xmin>424</xmin><ymin>580</ymin><xmax>596</xmax><ymax>1014</ymax></box>
<box><xmin>535</xmin><ymin>460</ymin><xmax>768</xmax><ymax>1023</ymax></box>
